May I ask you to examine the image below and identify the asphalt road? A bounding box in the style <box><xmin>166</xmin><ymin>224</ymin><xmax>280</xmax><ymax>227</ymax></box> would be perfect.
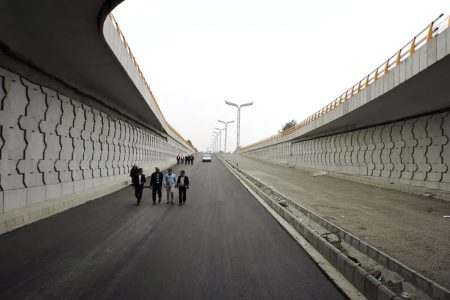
<box><xmin>0</xmin><ymin>154</ymin><xmax>346</xmax><ymax>300</ymax></box>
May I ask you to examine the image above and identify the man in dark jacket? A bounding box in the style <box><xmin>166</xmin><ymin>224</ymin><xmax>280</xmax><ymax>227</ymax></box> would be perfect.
<box><xmin>176</xmin><ymin>170</ymin><xmax>189</xmax><ymax>206</ymax></box>
<box><xmin>132</xmin><ymin>168</ymin><xmax>146</xmax><ymax>205</ymax></box>
<box><xmin>150</xmin><ymin>167</ymin><xmax>164</xmax><ymax>204</ymax></box>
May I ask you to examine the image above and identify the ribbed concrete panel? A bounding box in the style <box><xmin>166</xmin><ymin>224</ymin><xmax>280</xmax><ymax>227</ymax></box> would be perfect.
<box><xmin>0</xmin><ymin>67</ymin><xmax>192</xmax><ymax>228</ymax></box>
<box><xmin>245</xmin><ymin>110</ymin><xmax>450</xmax><ymax>192</ymax></box>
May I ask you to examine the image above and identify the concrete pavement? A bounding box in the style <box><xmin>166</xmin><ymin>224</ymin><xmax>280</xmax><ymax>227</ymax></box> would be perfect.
<box><xmin>0</xmin><ymin>154</ymin><xmax>346</xmax><ymax>299</ymax></box>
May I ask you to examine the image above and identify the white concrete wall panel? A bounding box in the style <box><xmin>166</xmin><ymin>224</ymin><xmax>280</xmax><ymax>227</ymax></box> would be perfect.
<box><xmin>245</xmin><ymin>109</ymin><xmax>450</xmax><ymax>192</ymax></box>
<box><xmin>0</xmin><ymin>67</ymin><xmax>191</xmax><ymax>220</ymax></box>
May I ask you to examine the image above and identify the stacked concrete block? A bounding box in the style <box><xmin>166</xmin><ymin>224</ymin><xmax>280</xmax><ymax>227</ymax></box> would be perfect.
<box><xmin>400</xmin><ymin>118</ymin><xmax>416</xmax><ymax>184</ymax></box>
<box><xmin>380</xmin><ymin>124</ymin><xmax>393</xmax><ymax>179</ymax></box>
<box><xmin>390</xmin><ymin>121</ymin><xmax>404</xmax><ymax>180</ymax></box>
<box><xmin>245</xmin><ymin>109</ymin><xmax>450</xmax><ymax>193</ymax></box>
<box><xmin>425</xmin><ymin>113</ymin><xmax>448</xmax><ymax>189</ymax></box>
<box><xmin>0</xmin><ymin>66</ymin><xmax>192</xmax><ymax>224</ymax></box>
<box><xmin>0</xmin><ymin>70</ymin><xmax>28</xmax><ymax>196</ymax></box>
<box><xmin>441</xmin><ymin>113</ymin><xmax>450</xmax><ymax>191</ymax></box>
<box><xmin>412</xmin><ymin>116</ymin><xmax>431</xmax><ymax>186</ymax></box>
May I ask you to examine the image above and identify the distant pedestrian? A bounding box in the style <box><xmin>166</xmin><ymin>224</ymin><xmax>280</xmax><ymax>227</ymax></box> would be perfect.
<box><xmin>150</xmin><ymin>167</ymin><xmax>163</xmax><ymax>204</ymax></box>
<box><xmin>176</xmin><ymin>155</ymin><xmax>180</xmax><ymax>165</ymax></box>
<box><xmin>185</xmin><ymin>155</ymin><xmax>189</xmax><ymax>165</ymax></box>
<box><xmin>132</xmin><ymin>168</ymin><xmax>146</xmax><ymax>205</ymax></box>
<box><xmin>129</xmin><ymin>165</ymin><xmax>139</xmax><ymax>185</ymax></box>
<box><xmin>176</xmin><ymin>170</ymin><xmax>190</xmax><ymax>206</ymax></box>
<box><xmin>165</xmin><ymin>168</ymin><xmax>177</xmax><ymax>204</ymax></box>
<box><xmin>181</xmin><ymin>157</ymin><xmax>184</xmax><ymax>164</ymax></box>
<box><xmin>186</xmin><ymin>156</ymin><xmax>190</xmax><ymax>165</ymax></box>
<box><xmin>191</xmin><ymin>155</ymin><xmax>194</xmax><ymax>165</ymax></box>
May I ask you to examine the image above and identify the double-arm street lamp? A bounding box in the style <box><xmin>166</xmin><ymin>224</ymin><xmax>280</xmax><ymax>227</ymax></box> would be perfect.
<box><xmin>215</xmin><ymin>127</ymin><xmax>225</xmax><ymax>152</ymax></box>
<box><xmin>212</xmin><ymin>132</ymin><xmax>219</xmax><ymax>153</ymax></box>
<box><xmin>218</xmin><ymin>120</ymin><xmax>234</xmax><ymax>153</ymax></box>
<box><xmin>225</xmin><ymin>101</ymin><xmax>254</xmax><ymax>150</ymax></box>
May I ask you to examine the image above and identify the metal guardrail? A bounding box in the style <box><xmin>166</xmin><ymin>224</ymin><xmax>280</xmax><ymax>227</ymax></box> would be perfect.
<box><xmin>107</xmin><ymin>14</ymin><xmax>193</xmax><ymax>150</ymax></box>
<box><xmin>240</xmin><ymin>13</ymin><xmax>450</xmax><ymax>152</ymax></box>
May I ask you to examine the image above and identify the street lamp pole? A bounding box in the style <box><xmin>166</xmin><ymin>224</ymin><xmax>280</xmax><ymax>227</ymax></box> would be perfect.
<box><xmin>218</xmin><ymin>120</ymin><xmax>234</xmax><ymax>153</ymax></box>
<box><xmin>225</xmin><ymin>101</ymin><xmax>254</xmax><ymax>150</ymax></box>
<box><xmin>212</xmin><ymin>132</ymin><xmax>218</xmax><ymax>153</ymax></box>
<box><xmin>215</xmin><ymin>127</ymin><xmax>225</xmax><ymax>152</ymax></box>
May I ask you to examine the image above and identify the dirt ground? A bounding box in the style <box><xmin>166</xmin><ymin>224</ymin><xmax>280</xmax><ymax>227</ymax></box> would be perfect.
<box><xmin>223</xmin><ymin>154</ymin><xmax>450</xmax><ymax>289</ymax></box>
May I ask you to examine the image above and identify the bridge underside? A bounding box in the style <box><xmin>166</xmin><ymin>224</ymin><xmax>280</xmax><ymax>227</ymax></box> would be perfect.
<box><xmin>0</xmin><ymin>0</ymin><xmax>164</xmax><ymax>132</ymax></box>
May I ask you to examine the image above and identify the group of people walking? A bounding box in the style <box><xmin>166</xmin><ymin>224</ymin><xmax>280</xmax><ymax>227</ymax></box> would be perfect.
<box><xmin>177</xmin><ymin>155</ymin><xmax>194</xmax><ymax>165</ymax></box>
<box><xmin>130</xmin><ymin>166</ymin><xmax>190</xmax><ymax>206</ymax></box>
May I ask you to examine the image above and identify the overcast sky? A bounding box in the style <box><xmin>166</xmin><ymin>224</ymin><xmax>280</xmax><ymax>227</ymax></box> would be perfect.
<box><xmin>113</xmin><ymin>0</ymin><xmax>449</xmax><ymax>151</ymax></box>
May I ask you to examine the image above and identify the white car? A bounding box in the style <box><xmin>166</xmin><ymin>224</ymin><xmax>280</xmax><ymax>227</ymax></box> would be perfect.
<box><xmin>202</xmin><ymin>153</ymin><xmax>212</xmax><ymax>162</ymax></box>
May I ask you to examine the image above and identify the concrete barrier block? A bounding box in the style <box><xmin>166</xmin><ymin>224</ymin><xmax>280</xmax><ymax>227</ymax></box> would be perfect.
<box><xmin>431</xmin><ymin>282</ymin><xmax>449</xmax><ymax>300</ymax></box>
<box><xmin>364</xmin><ymin>275</ymin><xmax>382</xmax><ymax>300</ymax></box>
<box><xmin>26</xmin><ymin>186</ymin><xmax>46</xmax><ymax>206</ymax></box>
<box><xmin>344</xmin><ymin>258</ymin><xmax>357</xmax><ymax>283</ymax></box>
<box><xmin>0</xmin><ymin>220</ymin><xmax>6</xmax><ymax>234</ymax></box>
<box><xmin>0</xmin><ymin>191</ymin><xmax>3</xmax><ymax>213</ymax></box>
<box><xmin>73</xmin><ymin>180</ymin><xmax>85</xmax><ymax>193</ymax></box>
<box><xmin>377</xmin><ymin>284</ymin><xmax>396</xmax><ymax>300</ymax></box>
<box><xmin>322</xmin><ymin>241</ymin><xmax>332</xmax><ymax>261</ymax></box>
<box><xmin>328</xmin><ymin>246</ymin><xmax>339</xmax><ymax>267</ymax></box>
<box><xmin>61</xmin><ymin>181</ymin><xmax>74</xmax><ymax>196</ymax></box>
<box><xmin>4</xmin><ymin>189</ymin><xmax>27</xmax><ymax>212</ymax></box>
<box><xmin>354</xmin><ymin>265</ymin><xmax>367</xmax><ymax>293</ymax></box>
<box><xmin>414</xmin><ymin>275</ymin><xmax>431</xmax><ymax>295</ymax></box>
<box><xmin>337</xmin><ymin>252</ymin><xmax>347</xmax><ymax>274</ymax></box>
<box><xmin>316</xmin><ymin>236</ymin><xmax>325</xmax><ymax>255</ymax></box>
<box><xmin>311</xmin><ymin>232</ymin><xmax>319</xmax><ymax>249</ymax></box>
<box><xmin>46</xmin><ymin>183</ymin><xmax>61</xmax><ymax>200</ymax></box>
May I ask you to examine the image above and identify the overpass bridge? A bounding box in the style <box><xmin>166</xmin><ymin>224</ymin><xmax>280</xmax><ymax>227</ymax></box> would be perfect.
<box><xmin>239</xmin><ymin>14</ymin><xmax>450</xmax><ymax>194</ymax></box>
<box><xmin>0</xmin><ymin>1</ymin><xmax>449</xmax><ymax>299</ymax></box>
<box><xmin>0</xmin><ymin>0</ymin><xmax>195</xmax><ymax>234</ymax></box>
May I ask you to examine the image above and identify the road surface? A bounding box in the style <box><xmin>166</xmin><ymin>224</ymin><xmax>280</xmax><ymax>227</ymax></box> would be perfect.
<box><xmin>222</xmin><ymin>153</ymin><xmax>450</xmax><ymax>288</ymax></box>
<box><xmin>0</xmin><ymin>155</ymin><xmax>346</xmax><ymax>299</ymax></box>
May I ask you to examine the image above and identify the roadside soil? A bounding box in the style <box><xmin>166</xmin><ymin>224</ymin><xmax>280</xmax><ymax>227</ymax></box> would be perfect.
<box><xmin>224</xmin><ymin>154</ymin><xmax>450</xmax><ymax>289</ymax></box>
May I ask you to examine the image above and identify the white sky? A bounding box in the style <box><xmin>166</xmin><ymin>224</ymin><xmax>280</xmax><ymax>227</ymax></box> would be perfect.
<box><xmin>113</xmin><ymin>0</ymin><xmax>449</xmax><ymax>152</ymax></box>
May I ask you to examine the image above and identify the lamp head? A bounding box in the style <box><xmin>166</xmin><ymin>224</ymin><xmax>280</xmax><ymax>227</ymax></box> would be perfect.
<box><xmin>225</xmin><ymin>100</ymin><xmax>238</xmax><ymax>108</ymax></box>
<box><xmin>240</xmin><ymin>102</ymin><xmax>254</xmax><ymax>108</ymax></box>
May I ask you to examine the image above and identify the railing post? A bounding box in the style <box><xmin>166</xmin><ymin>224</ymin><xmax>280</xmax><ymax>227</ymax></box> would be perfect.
<box><xmin>357</xmin><ymin>81</ymin><xmax>362</xmax><ymax>93</ymax></box>
<box><xmin>365</xmin><ymin>75</ymin><xmax>369</xmax><ymax>88</ymax></box>
<box><xmin>384</xmin><ymin>59</ymin><xmax>389</xmax><ymax>75</ymax></box>
<box><xmin>426</xmin><ymin>22</ymin><xmax>434</xmax><ymax>43</ymax></box>
<box><xmin>374</xmin><ymin>68</ymin><xmax>379</xmax><ymax>81</ymax></box>
<box><xmin>410</xmin><ymin>36</ymin><xmax>416</xmax><ymax>55</ymax></box>
<box><xmin>396</xmin><ymin>49</ymin><xmax>402</xmax><ymax>66</ymax></box>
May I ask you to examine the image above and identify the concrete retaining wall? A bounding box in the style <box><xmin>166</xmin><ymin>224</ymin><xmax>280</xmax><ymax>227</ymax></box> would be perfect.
<box><xmin>0</xmin><ymin>67</ymin><xmax>191</xmax><ymax>233</ymax></box>
<box><xmin>245</xmin><ymin>110</ymin><xmax>450</xmax><ymax>192</ymax></box>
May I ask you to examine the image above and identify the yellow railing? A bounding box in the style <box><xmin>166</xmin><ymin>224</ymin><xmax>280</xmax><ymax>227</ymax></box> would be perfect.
<box><xmin>107</xmin><ymin>14</ymin><xmax>192</xmax><ymax>150</ymax></box>
<box><xmin>240</xmin><ymin>13</ymin><xmax>449</xmax><ymax>153</ymax></box>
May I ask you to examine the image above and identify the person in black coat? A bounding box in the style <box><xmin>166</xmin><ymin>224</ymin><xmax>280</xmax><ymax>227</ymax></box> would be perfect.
<box><xmin>150</xmin><ymin>167</ymin><xmax>164</xmax><ymax>204</ymax></box>
<box><xmin>132</xmin><ymin>168</ymin><xmax>146</xmax><ymax>205</ymax></box>
<box><xmin>176</xmin><ymin>155</ymin><xmax>180</xmax><ymax>165</ymax></box>
<box><xmin>176</xmin><ymin>170</ymin><xmax>190</xmax><ymax>206</ymax></box>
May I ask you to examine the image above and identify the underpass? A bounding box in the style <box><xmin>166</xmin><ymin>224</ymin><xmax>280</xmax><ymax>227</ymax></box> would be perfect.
<box><xmin>0</xmin><ymin>155</ymin><xmax>347</xmax><ymax>299</ymax></box>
